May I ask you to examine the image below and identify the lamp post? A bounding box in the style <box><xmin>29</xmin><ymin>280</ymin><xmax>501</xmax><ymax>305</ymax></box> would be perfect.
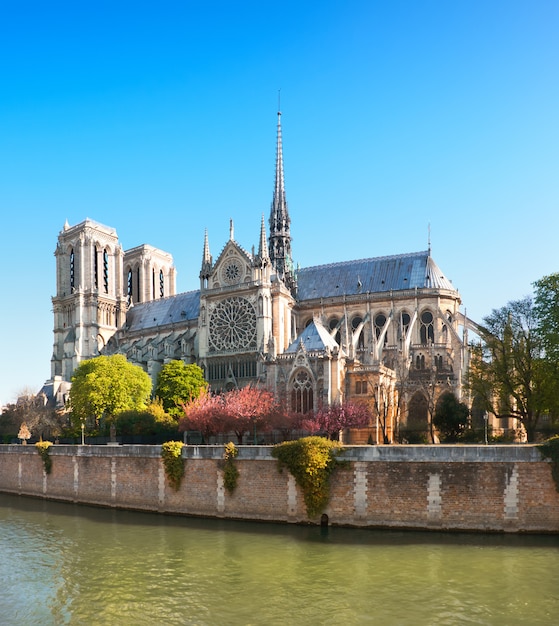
<box><xmin>81</xmin><ymin>421</ymin><xmax>85</xmax><ymax>446</ymax></box>
<box><xmin>484</xmin><ymin>412</ymin><xmax>488</xmax><ymax>445</ymax></box>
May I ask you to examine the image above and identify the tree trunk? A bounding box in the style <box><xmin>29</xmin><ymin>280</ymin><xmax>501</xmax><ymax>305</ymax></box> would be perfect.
<box><xmin>525</xmin><ymin>422</ymin><xmax>536</xmax><ymax>443</ymax></box>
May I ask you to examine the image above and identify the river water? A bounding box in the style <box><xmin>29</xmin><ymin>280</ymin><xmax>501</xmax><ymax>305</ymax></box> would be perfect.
<box><xmin>1</xmin><ymin>493</ymin><xmax>558</xmax><ymax>625</ymax></box>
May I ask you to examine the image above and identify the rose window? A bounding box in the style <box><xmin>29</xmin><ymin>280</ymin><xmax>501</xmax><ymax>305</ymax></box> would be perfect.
<box><xmin>209</xmin><ymin>297</ymin><xmax>257</xmax><ymax>352</ymax></box>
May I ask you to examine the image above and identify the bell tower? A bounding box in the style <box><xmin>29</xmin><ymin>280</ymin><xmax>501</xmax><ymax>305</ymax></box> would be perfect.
<box><xmin>51</xmin><ymin>219</ymin><xmax>127</xmax><ymax>382</ymax></box>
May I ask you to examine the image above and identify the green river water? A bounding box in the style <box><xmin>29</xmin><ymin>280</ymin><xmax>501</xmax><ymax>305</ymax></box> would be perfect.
<box><xmin>1</xmin><ymin>493</ymin><xmax>558</xmax><ymax>625</ymax></box>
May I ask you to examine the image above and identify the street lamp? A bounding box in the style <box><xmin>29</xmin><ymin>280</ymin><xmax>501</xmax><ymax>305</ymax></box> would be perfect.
<box><xmin>484</xmin><ymin>412</ymin><xmax>488</xmax><ymax>445</ymax></box>
<box><xmin>81</xmin><ymin>421</ymin><xmax>85</xmax><ymax>446</ymax></box>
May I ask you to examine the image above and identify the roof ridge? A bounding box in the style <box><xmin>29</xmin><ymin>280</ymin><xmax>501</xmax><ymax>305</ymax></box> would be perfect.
<box><xmin>129</xmin><ymin>290</ymin><xmax>199</xmax><ymax>309</ymax></box>
<box><xmin>298</xmin><ymin>250</ymin><xmax>430</xmax><ymax>273</ymax></box>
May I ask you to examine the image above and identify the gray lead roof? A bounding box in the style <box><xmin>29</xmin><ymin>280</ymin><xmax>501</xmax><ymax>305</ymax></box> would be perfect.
<box><xmin>123</xmin><ymin>251</ymin><xmax>456</xmax><ymax>332</ymax></box>
<box><xmin>124</xmin><ymin>291</ymin><xmax>200</xmax><ymax>332</ymax></box>
<box><xmin>285</xmin><ymin>319</ymin><xmax>338</xmax><ymax>354</ymax></box>
<box><xmin>296</xmin><ymin>251</ymin><xmax>455</xmax><ymax>300</ymax></box>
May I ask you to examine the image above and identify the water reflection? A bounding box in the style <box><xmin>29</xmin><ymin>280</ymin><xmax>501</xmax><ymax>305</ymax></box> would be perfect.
<box><xmin>1</xmin><ymin>493</ymin><xmax>558</xmax><ymax>625</ymax></box>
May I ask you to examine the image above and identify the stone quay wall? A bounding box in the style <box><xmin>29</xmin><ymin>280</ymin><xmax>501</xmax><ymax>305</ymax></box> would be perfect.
<box><xmin>0</xmin><ymin>444</ymin><xmax>558</xmax><ymax>533</ymax></box>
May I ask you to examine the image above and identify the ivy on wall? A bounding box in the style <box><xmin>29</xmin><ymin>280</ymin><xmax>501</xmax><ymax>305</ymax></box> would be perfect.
<box><xmin>35</xmin><ymin>441</ymin><xmax>53</xmax><ymax>475</ymax></box>
<box><xmin>220</xmin><ymin>442</ymin><xmax>239</xmax><ymax>494</ymax></box>
<box><xmin>272</xmin><ymin>436</ymin><xmax>344</xmax><ymax>518</ymax></box>
<box><xmin>161</xmin><ymin>441</ymin><xmax>185</xmax><ymax>491</ymax></box>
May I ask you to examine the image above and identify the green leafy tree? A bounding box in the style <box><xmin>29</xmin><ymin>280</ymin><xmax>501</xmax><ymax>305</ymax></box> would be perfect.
<box><xmin>154</xmin><ymin>361</ymin><xmax>208</xmax><ymax>418</ymax></box>
<box><xmin>68</xmin><ymin>354</ymin><xmax>152</xmax><ymax>432</ymax></box>
<box><xmin>114</xmin><ymin>400</ymin><xmax>178</xmax><ymax>437</ymax></box>
<box><xmin>534</xmin><ymin>273</ymin><xmax>559</xmax><ymax>362</ymax></box>
<box><xmin>465</xmin><ymin>297</ymin><xmax>549</xmax><ymax>442</ymax></box>
<box><xmin>533</xmin><ymin>273</ymin><xmax>559</xmax><ymax>429</ymax></box>
<box><xmin>433</xmin><ymin>392</ymin><xmax>470</xmax><ymax>442</ymax></box>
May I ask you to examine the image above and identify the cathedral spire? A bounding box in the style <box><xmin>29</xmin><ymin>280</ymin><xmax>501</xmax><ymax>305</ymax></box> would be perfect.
<box><xmin>268</xmin><ymin>109</ymin><xmax>295</xmax><ymax>292</ymax></box>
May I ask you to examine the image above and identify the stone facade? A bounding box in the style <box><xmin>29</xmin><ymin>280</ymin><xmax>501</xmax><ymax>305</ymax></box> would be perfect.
<box><xmin>47</xmin><ymin>113</ymin><xmax>484</xmax><ymax>441</ymax></box>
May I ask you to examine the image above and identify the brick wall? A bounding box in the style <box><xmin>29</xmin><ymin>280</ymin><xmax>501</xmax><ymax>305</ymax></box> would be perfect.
<box><xmin>0</xmin><ymin>444</ymin><xmax>557</xmax><ymax>533</ymax></box>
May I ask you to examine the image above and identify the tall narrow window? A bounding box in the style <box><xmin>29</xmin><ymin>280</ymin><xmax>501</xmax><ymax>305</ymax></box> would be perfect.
<box><xmin>152</xmin><ymin>269</ymin><xmax>156</xmax><ymax>300</ymax></box>
<box><xmin>420</xmin><ymin>310</ymin><xmax>434</xmax><ymax>344</ymax></box>
<box><xmin>399</xmin><ymin>312</ymin><xmax>411</xmax><ymax>340</ymax></box>
<box><xmin>352</xmin><ymin>316</ymin><xmax>365</xmax><ymax>350</ymax></box>
<box><xmin>374</xmin><ymin>313</ymin><xmax>388</xmax><ymax>345</ymax></box>
<box><xmin>70</xmin><ymin>248</ymin><xmax>75</xmax><ymax>291</ymax></box>
<box><xmin>291</xmin><ymin>369</ymin><xmax>314</xmax><ymax>414</ymax></box>
<box><xmin>136</xmin><ymin>268</ymin><xmax>141</xmax><ymax>303</ymax></box>
<box><xmin>356</xmin><ymin>379</ymin><xmax>368</xmax><ymax>394</ymax></box>
<box><xmin>127</xmin><ymin>269</ymin><xmax>133</xmax><ymax>302</ymax></box>
<box><xmin>94</xmin><ymin>249</ymin><xmax>99</xmax><ymax>290</ymax></box>
<box><xmin>329</xmin><ymin>318</ymin><xmax>341</xmax><ymax>345</ymax></box>
<box><xmin>160</xmin><ymin>269</ymin><xmax>164</xmax><ymax>298</ymax></box>
<box><xmin>103</xmin><ymin>250</ymin><xmax>109</xmax><ymax>293</ymax></box>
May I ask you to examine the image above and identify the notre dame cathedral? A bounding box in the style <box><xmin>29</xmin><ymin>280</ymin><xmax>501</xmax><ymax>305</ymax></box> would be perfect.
<box><xmin>47</xmin><ymin>112</ymin><xmax>477</xmax><ymax>443</ymax></box>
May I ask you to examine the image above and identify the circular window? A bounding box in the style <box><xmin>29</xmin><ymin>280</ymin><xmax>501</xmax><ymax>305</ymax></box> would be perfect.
<box><xmin>221</xmin><ymin>261</ymin><xmax>242</xmax><ymax>285</ymax></box>
<box><xmin>351</xmin><ymin>316</ymin><xmax>363</xmax><ymax>330</ymax></box>
<box><xmin>209</xmin><ymin>297</ymin><xmax>257</xmax><ymax>352</ymax></box>
<box><xmin>421</xmin><ymin>311</ymin><xmax>433</xmax><ymax>324</ymax></box>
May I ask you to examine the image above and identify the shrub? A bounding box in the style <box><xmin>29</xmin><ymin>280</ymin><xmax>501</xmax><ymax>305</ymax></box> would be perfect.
<box><xmin>272</xmin><ymin>436</ymin><xmax>344</xmax><ymax>518</ymax></box>
<box><xmin>398</xmin><ymin>428</ymin><xmax>429</xmax><ymax>444</ymax></box>
<box><xmin>35</xmin><ymin>441</ymin><xmax>53</xmax><ymax>474</ymax></box>
<box><xmin>161</xmin><ymin>441</ymin><xmax>185</xmax><ymax>491</ymax></box>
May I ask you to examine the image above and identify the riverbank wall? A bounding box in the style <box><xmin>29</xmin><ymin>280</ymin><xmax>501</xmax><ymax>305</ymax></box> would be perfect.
<box><xmin>0</xmin><ymin>444</ymin><xmax>557</xmax><ymax>533</ymax></box>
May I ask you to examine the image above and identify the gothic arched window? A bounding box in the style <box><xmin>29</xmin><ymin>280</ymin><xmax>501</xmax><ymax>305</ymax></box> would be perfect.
<box><xmin>329</xmin><ymin>317</ymin><xmax>341</xmax><ymax>345</ymax></box>
<box><xmin>127</xmin><ymin>269</ymin><xmax>133</xmax><ymax>302</ymax></box>
<box><xmin>291</xmin><ymin>369</ymin><xmax>314</xmax><ymax>414</ymax></box>
<box><xmin>70</xmin><ymin>248</ymin><xmax>75</xmax><ymax>291</ymax></box>
<box><xmin>420</xmin><ymin>310</ymin><xmax>434</xmax><ymax>344</ymax></box>
<box><xmin>160</xmin><ymin>269</ymin><xmax>164</xmax><ymax>298</ymax></box>
<box><xmin>399</xmin><ymin>311</ymin><xmax>411</xmax><ymax>340</ymax></box>
<box><xmin>94</xmin><ymin>248</ymin><xmax>99</xmax><ymax>290</ymax></box>
<box><xmin>374</xmin><ymin>313</ymin><xmax>388</xmax><ymax>345</ymax></box>
<box><xmin>103</xmin><ymin>250</ymin><xmax>109</xmax><ymax>293</ymax></box>
<box><xmin>351</xmin><ymin>316</ymin><xmax>365</xmax><ymax>350</ymax></box>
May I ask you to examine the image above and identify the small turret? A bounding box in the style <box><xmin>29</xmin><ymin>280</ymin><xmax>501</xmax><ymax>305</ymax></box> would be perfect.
<box><xmin>200</xmin><ymin>229</ymin><xmax>213</xmax><ymax>289</ymax></box>
<box><xmin>255</xmin><ymin>214</ymin><xmax>270</xmax><ymax>269</ymax></box>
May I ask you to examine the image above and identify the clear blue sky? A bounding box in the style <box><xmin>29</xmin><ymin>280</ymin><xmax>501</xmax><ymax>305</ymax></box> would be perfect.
<box><xmin>1</xmin><ymin>1</ymin><xmax>557</xmax><ymax>405</ymax></box>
